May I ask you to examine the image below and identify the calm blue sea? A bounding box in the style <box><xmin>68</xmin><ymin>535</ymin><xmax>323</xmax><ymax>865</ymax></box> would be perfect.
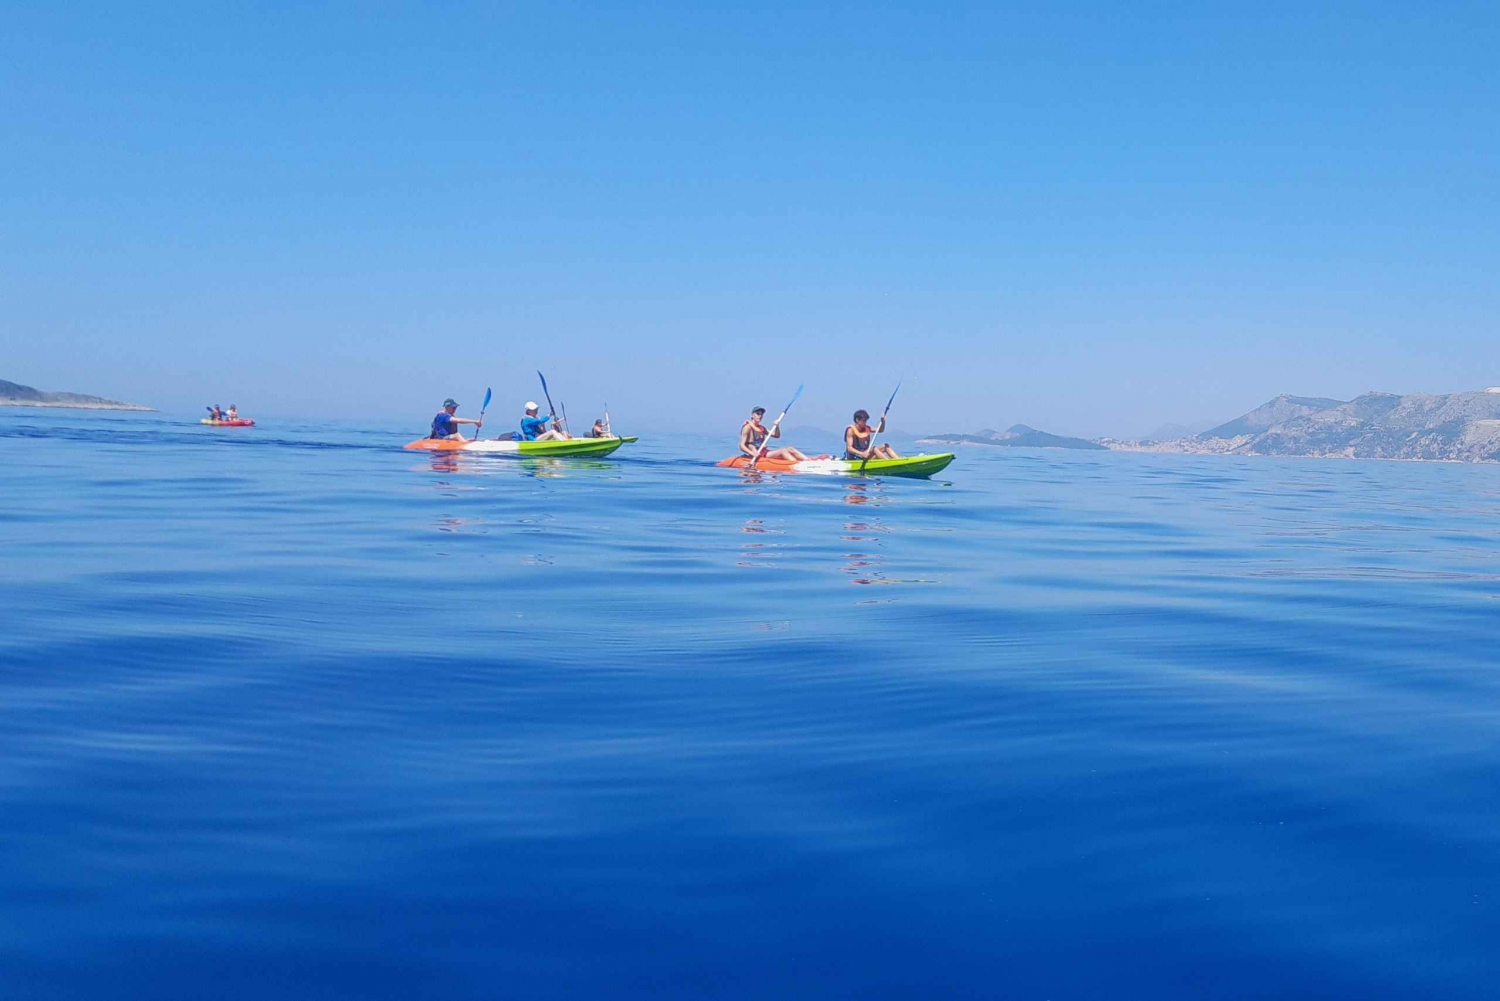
<box><xmin>2</xmin><ymin>408</ymin><xmax>1498</xmax><ymax>999</ymax></box>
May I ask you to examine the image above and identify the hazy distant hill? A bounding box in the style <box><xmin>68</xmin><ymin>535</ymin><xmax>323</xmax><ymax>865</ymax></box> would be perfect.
<box><xmin>918</xmin><ymin>424</ymin><xmax>1107</xmax><ymax>450</ymax></box>
<box><xmin>1105</xmin><ymin>389</ymin><xmax>1500</xmax><ymax>462</ymax></box>
<box><xmin>1199</xmin><ymin>394</ymin><xmax>1345</xmax><ymax>439</ymax></box>
<box><xmin>0</xmin><ymin>379</ymin><xmax>150</xmax><ymax>411</ymax></box>
<box><xmin>1141</xmin><ymin>419</ymin><xmax>1218</xmax><ymax>442</ymax></box>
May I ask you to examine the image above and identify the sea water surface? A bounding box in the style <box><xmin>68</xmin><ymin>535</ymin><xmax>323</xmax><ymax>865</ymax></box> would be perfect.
<box><xmin>2</xmin><ymin>409</ymin><xmax>1498</xmax><ymax>999</ymax></box>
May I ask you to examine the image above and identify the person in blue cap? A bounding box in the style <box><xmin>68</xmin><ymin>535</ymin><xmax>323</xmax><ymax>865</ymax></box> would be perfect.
<box><xmin>429</xmin><ymin>398</ymin><xmax>482</xmax><ymax>439</ymax></box>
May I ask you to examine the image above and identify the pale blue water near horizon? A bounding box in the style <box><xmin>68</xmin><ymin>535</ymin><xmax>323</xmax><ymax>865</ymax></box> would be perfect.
<box><xmin>2</xmin><ymin>408</ymin><xmax>1498</xmax><ymax>999</ymax></box>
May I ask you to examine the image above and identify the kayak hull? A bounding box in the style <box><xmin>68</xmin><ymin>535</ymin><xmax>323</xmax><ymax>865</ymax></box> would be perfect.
<box><xmin>716</xmin><ymin>452</ymin><xmax>955</xmax><ymax>478</ymax></box>
<box><xmin>405</xmin><ymin>435</ymin><xmax>637</xmax><ymax>457</ymax></box>
<box><xmin>201</xmin><ymin>419</ymin><xmax>255</xmax><ymax>426</ymax></box>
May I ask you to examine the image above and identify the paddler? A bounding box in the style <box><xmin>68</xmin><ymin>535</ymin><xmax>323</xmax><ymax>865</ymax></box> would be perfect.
<box><xmin>521</xmin><ymin>401</ymin><xmax>569</xmax><ymax>441</ymax></box>
<box><xmin>844</xmin><ymin>408</ymin><xmax>900</xmax><ymax>461</ymax></box>
<box><xmin>740</xmin><ymin>406</ymin><xmax>808</xmax><ymax>462</ymax></box>
<box><xmin>429</xmin><ymin>398</ymin><xmax>482</xmax><ymax>439</ymax></box>
<box><xmin>207</xmin><ymin>404</ymin><xmax>223</xmax><ymax>421</ymax></box>
<box><xmin>226</xmin><ymin>405</ymin><xmax>238</xmax><ymax>420</ymax></box>
<box><xmin>587</xmin><ymin>418</ymin><xmax>609</xmax><ymax>438</ymax></box>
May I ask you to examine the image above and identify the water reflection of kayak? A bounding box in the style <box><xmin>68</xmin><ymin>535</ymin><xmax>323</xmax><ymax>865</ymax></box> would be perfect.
<box><xmin>404</xmin><ymin>436</ymin><xmax>638</xmax><ymax>457</ymax></box>
<box><xmin>716</xmin><ymin>453</ymin><xmax>954</xmax><ymax>478</ymax></box>
<box><xmin>201</xmin><ymin>419</ymin><xmax>255</xmax><ymax>426</ymax></box>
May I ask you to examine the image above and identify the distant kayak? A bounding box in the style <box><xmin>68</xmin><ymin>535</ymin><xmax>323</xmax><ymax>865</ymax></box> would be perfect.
<box><xmin>201</xmin><ymin>418</ymin><xmax>255</xmax><ymax>427</ymax></box>
<box><xmin>404</xmin><ymin>436</ymin><xmax>638</xmax><ymax>457</ymax></box>
<box><xmin>716</xmin><ymin>452</ymin><xmax>954</xmax><ymax>478</ymax></box>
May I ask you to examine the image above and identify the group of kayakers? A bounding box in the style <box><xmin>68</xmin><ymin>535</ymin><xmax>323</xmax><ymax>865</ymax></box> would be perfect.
<box><xmin>429</xmin><ymin>395</ymin><xmax>899</xmax><ymax>462</ymax></box>
<box><xmin>206</xmin><ymin>405</ymin><xmax>240</xmax><ymax>421</ymax></box>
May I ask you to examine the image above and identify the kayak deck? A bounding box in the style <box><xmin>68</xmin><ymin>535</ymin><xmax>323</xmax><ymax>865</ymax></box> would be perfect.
<box><xmin>405</xmin><ymin>435</ymin><xmax>637</xmax><ymax>457</ymax></box>
<box><xmin>716</xmin><ymin>452</ymin><xmax>954</xmax><ymax>478</ymax></box>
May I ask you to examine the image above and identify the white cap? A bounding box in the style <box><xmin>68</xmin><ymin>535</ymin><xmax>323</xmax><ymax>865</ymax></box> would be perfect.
<box><xmin>524</xmin><ymin>401</ymin><xmax>540</xmax><ymax>411</ymax></box>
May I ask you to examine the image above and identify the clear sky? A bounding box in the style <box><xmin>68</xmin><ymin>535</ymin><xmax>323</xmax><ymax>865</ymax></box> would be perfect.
<box><xmin>2</xmin><ymin>2</ymin><xmax>1496</xmax><ymax>436</ymax></box>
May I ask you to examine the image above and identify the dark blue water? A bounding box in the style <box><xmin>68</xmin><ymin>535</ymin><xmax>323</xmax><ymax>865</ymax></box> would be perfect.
<box><xmin>3</xmin><ymin>409</ymin><xmax>1498</xmax><ymax>999</ymax></box>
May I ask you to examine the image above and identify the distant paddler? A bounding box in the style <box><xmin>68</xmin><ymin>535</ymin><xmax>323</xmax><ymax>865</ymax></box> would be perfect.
<box><xmin>740</xmin><ymin>406</ymin><xmax>808</xmax><ymax>462</ymax></box>
<box><xmin>429</xmin><ymin>398</ymin><xmax>482</xmax><ymax>439</ymax></box>
<box><xmin>521</xmin><ymin>401</ymin><xmax>569</xmax><ymax>441</ymax></box>
<box><xmin>844</xmin><ymin>408</ymin><xmax>900</xmax><ymax>461</ymax></box>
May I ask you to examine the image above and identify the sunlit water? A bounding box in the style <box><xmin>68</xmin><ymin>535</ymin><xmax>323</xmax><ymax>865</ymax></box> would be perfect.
<box><xmin>2</xmin><ymin>409</ymin><xmax>1498</xmax><ymax>999</ymax></box>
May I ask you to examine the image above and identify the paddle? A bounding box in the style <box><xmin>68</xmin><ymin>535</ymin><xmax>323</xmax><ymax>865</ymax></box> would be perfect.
<box><xmin>859</xmin><ymin>380</ymin><xmax>901</xmax><ymax>472</ymax></box>
<box><xmin>748</xmin><ymin>384</ymin><xmax>803</xmax><ymax>469</ymax></box>
<box><xmin>561</xmin><ymin>402</ymin><xmax>570</xmax><ymax>437</ymax></box>
<box><xmin>604</xmin><ymin>402</ymin><xmax>612</xmax><ymax>437</ymax></box>
<box><xmin>472</xmin><ymin>386</ymin><xmax>492</xmax><ymax>441</ymax></box>
<box><xmin>536</xmin><ymin>370</ymin><xmax>561</xmax><ymax>436</ymax></box>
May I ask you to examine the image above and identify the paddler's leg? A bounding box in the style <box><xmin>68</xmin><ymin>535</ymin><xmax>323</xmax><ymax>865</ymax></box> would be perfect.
<box><xmin>874</xmin><ymin>444</ymin><xmax>901</xmax><ymax>459</ymax></box>
<box><xmin>536</xmin><ymin>428</ymin><xmax>568</xmax><ymax>441</ymax></box>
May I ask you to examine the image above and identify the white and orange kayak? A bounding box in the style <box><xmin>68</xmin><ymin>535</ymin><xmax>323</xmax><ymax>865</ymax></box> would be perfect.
<box><xmin>201</xmin><ymin>418</ymin><xmax>255</xmax><ymax>427</ymax></box>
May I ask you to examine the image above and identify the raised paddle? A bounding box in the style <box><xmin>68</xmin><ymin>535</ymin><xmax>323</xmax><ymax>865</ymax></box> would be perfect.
<box><xmin>561</xmin><ymin>402</ymin><xmax>570</xmax><ymax>437</ymax></box>
<box><xmin>604</xmin><ymin>402</ymin><xmax>612</xmax><ymax>437</ymax></box>
<box><xmin>472</xmin><ymin>386</ymin><xmax>492</xmax><ymax>440</ymax></box>
<box><xmin>748</xmin><ymin>384</ymin><xmax>803</xmax><ymax>469</ymax></box>
<box><xmin>859</xmin><ymin>380</ymin><xmax>902</xmax><ymax>472</ymax></box>
<box><xmin>536</xmin><ymin>371</ymin><xmax>561</xmax><ymax>434</ymax></box>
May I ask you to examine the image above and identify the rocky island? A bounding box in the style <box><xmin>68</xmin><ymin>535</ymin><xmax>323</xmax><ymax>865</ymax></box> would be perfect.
<box><xmin>1102</xmin><ymin>390</ymin><xmax>1500</xmax><ymax>463</ymax></box>
<box><xmin>918</xmin><ymin>424</ymin><xmax>1107</xmax><ymax>450</ymax></box>
<box><xmin>0</xmin><ymin>379</ymin><xmax>151</xmax><ymax>411</ymax></box>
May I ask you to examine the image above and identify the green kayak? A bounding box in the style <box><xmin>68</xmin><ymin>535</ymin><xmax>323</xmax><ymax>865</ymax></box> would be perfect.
<box><xmin>406</xmin><ymin>436</ymin><xmax>638</xmax><ymax>457</ymax></box>
<box><xmin>717</xmin><ymin>452</ymin><xmax>955</xmax><ymax>478</ymax></box>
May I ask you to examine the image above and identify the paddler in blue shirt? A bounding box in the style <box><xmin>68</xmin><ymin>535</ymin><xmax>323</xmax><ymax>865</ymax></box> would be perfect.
<box><xmin>430</xmin><ymin>398</ymin><xmax>482</xmax><ymax>439</ymax></box>
<box><xmin>521</xmin><ymin>401</ymin><xmax>569</xmax><ymax>441</ymax></box>
<box><xmin>739</xmin><ymin>406</ymin><xmax>808</xmax><ymax>462</ymax></box>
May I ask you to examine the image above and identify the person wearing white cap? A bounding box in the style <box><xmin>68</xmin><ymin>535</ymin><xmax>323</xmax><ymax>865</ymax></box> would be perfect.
<box><xmin>520</xmin><ymin>401</ymin><xmax>569</xmax><ymax>441</ymax></box>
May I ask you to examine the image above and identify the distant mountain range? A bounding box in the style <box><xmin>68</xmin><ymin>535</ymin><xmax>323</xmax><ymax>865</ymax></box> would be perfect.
<box><xmin>1104</xmin><ymin>390</ymin><xmax>1500</xmax><ymax>463</ymax></box>
<box><xmin>917</xmin><ymin>424</ymin><xmax>1106</xmax><ymax>451</ymax></box>
<box><xmin>0</xmin><ymin>379</ymin><xmax>150</xmax><ymax>411</ymax></box>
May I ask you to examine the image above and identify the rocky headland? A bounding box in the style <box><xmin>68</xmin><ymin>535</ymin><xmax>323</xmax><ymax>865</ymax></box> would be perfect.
<box><xmin>0</xmin><ymin>379</ymin><xmax>151</xmax><ymax>411</ymax></box>
<box><xmin>1102</xmin><ymin>390</ymin><xmax>1500</xmax><ymax>463</ymax></box>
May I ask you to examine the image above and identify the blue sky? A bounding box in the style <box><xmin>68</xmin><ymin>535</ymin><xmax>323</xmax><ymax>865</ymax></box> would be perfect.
<box><xmin>2</xmin><ymin>2</ymin><xmax>1496</xmax><ymax>436</ymax></box>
